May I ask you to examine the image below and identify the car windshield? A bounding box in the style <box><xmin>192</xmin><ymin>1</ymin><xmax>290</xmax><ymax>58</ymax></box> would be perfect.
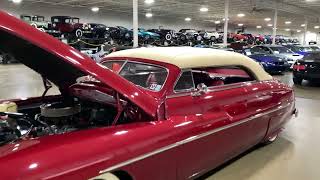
<box><xmin>304</xmin><ymin>53</ymin><xmax>320</xmax><ymax>60</ymax></box>
<box><xmin>102</xmin><ymin>61</ymin><xmax>168</xmax><ymax>92</ymax></box>
<box><xmin>310</xmin><ymin>46</ymin><xmax>320</xmax><ymax>51</ymax></box>
<box><xmin>72</xmin><ymin>18</ymin><xmax>80</xmax><ymax>23</ymax></box>
<box><xmin>21</xmin><ymin>16</ymin><xmax>31</xmax><ymax>21</ymax></box>
<box><xmin>270</xmin><ymin>47</ymin><xmax>293</xmax><ymax>54</ymax></box>
<box><xmin>33</xmin><ymin>16</ymin><xmax>45</xmax><ymax>22</ymax></box>
<box><xmin>246</xmin><ymin>47</ymin><xmax>266</xmax><ymax>55</ymax></box>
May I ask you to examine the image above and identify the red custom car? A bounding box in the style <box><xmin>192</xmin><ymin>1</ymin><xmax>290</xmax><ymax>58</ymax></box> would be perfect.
<box><xmin>0</xmin><ymin>11</ymin><xmax>297</xmax><ymax>180</ymax></box>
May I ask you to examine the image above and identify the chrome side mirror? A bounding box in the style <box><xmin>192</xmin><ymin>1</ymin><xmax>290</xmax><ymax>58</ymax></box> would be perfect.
<box><xmin>192</xmin><ymin>83</ymin><xmax>208</xmax><ymax>97</ymax></box>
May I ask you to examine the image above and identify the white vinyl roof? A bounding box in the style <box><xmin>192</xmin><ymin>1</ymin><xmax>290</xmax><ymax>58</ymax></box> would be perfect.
<box><xmin>106</xmin><ymin>47</ymin><xmax>273</xmax><ymax>81</ymax></box>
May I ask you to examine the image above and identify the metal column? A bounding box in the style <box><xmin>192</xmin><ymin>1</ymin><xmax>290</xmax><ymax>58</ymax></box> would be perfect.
<box><xmin>133</xmin><ymin>0</ymin><xmax>138</xmax><ymax>47</ymax></box>
<box><xmin>223</xmin><ymin>0</ymin><xmax>229</xmax><ymax>46</ymax></box>
<box><xmin>272</xmin><ymin>7</ymin><xmax>278</xmax><ymax>45</ymax></box>
<box><xmin>303</xmin><ymin>19</ymin><xmax>308</xmax><ymax>45</ymax></box>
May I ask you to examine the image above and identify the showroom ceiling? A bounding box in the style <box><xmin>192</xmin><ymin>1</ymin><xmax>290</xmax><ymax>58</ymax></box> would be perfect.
<box><xmin>15</xmin><ymin>0</ymin><xmax>320</xmax><ymax>31</ymax></box>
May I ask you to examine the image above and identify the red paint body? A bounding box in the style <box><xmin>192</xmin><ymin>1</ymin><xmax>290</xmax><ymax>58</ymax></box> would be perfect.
<box><xmin>0</xmin><ymin>11</ymin><xmax>296</xmax><ymax>180</ymax></box>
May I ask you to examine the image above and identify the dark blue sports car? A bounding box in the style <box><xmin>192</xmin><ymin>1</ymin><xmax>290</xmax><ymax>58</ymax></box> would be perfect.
<box><xmin>243</xmin><ymin>47</ymin><xmax>290</xmax><ymax>74</ymax></box>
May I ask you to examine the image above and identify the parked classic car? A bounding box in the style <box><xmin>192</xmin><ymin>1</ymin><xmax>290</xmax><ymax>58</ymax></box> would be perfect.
<box><xmin>177</xmin><ymin>29</ymin><xmax>202</xmax><ymax>43</ymax></box>
<box><xmin>0</xmin><ymin>11</ymin><xmax>297</xmax><ymax>180</ymax></box>
<box><xmin>50</xmin><ymin>16</ymin><xmax>91</xmax><ymax>38</ymax></box>
<box><xmin>243</xmin><ymin>46</ymin><xmax>290</xmax><ymax>73</ymax></box>
<box><xmin>293</xmin><ymin>52</ymin><xmax>320</xmax><ymax>85</ymax></box>
<box><xmin>148</xmin><ymin>29</ymin><xmax>177</xmax><ymax>42</ymax></box>
<box><xmin>81</xmin><ymin>23</ymin><xmax>111</xmax><ymax>39</ymax></box>
<box><xmin>20</xmin><ymin>15</ymin><xmax>48</xmax><ymax>32</ymax></box>
<box><xmin>107</xmin><ymin>26</ymin><xmax>132</xmax><ymax>44</ymax></box>
<box><xmin>198</xmin><ymin>30</ymin><xmax>220</xmax><ymax>42</ymax></box>
<box><xmin>253</xmin><ymin>45</ymin><xmax>303</xmax><ymax>67</ymax></box>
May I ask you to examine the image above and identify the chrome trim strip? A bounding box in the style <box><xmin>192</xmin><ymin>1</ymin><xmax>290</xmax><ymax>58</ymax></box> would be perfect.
<box><xmin>99</xmin><ymin>102</ymin><xmax>292</xmax><ymax>174</ymax></box>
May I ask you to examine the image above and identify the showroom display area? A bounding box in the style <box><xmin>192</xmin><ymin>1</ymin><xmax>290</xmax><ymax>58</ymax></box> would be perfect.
<box><xmin>0</xmin><ymin>0</ymin><xmax>320</xmax><ymax>180</ymax></box>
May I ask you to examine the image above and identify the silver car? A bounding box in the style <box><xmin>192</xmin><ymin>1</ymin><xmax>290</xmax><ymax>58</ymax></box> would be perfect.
<box><xmin>254</xmin><ymin>45</ymin><xmax>303</xmax><ymax>68</ymax></box>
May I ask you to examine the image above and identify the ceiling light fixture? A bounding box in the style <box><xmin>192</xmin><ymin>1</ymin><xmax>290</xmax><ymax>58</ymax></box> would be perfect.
<box><xmin>285</xmin><ymin>29</ymin><xmax>290</xmax><ymax>31</ymax></box>
<box><xmin>238</xmin><ymin>24</ymin><xmax>244</xmax><ymax>27</ymax></box>
<box><xmin>315</xmin><ymin>26</ymin><xmax>320</xmax><ymax>29</ymax></box>
<box><xmin>185</xmin><ymin>17</ymin><xmax>191</xmax><ymax>21</ymax></box>
<box><xmin>264</xmin><ymin>18</ymin><xmax>271</xmax><ymax>21</ymax></box>
<box><xmin>200</xmin><ymin>7</ymin><xmax>209</xmax><ymax>12</ymax></box>
<box><xmin>297</xmin><ymin>30</ymin><xmax>301</xmax><ymax>32</ymax></box>
<box><xmin>91</xmin><ymin>7</ymin><xmax>99</xmax><ymax>12</ymax></box>
<box><xmin>215</xmin><ymin>21</ymin><xmax>221</xmax><ymax>24</ymax></box>
<box><xmin>237</xmin><ymin>13</ymin><xmax>245</xmax><ymax>17</ymax></box>
<box><xmin>144</xmin><ymin>0</ymin><xmax>155</xmax><ymax>4</ymax></box>
<box><xmin>145</xmin><ymin>13</ymin><xmax>153</xmax><ymax>18</ymax></box>
<box><xmin>285</xmin><ymin>21</ymin><xmax>292</xmax><ymax>24</ymax></box>
<box><xmin>301</xmin><ymin>24</ymin><xmax>306</xmax><ymax>27</ymax></box>
<box><xmin>12</xmin><ymin>0</ymin><xmax>22</xmax><ymax>4</ymax></box>
<box><xmin>256</xmin><ymin>25</ymin><xmax>262</xmax><ymax>29</ymax></box>
<box><xmin>267</xmin><ymin>24</ymin><xmax>273</xmax><ymax>27</ymax></box>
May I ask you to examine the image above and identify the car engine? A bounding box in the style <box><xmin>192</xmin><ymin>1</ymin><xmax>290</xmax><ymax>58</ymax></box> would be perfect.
<box><xmin>0</xmin><ymin>100</ymin><xmax>117</xmax><ymax>145</ymax></box>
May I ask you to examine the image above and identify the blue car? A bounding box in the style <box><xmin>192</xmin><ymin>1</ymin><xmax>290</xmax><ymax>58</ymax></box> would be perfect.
<box><xmin>284</xmin><ymin>45</ymin><xmax>313</xmax><ymax>56</ymax></box>
<box><xmin>128</xmin><ymin>28</ymin><xmax>160</xmax><ymax>42</ymax></box>
<box><xmin>243</xmin><ymin>47</ymin><xmax>290</xmax><ymax>74</ymax></box>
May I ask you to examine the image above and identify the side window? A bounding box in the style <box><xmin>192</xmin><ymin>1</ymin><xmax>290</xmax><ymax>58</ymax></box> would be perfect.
<box><xmin>174</xmin><ymin>71</ymin><xmax>195</xmax><ymax>92</ymax></box>
<box><xmin>260</xmin><ymin>47</ymin><xmax>271</xmax><ymax>54</ymax></box>
<box><xmin>192</xmin><ymin>66</ymin><xmax>255</xmax><ymax>88</ymax></box>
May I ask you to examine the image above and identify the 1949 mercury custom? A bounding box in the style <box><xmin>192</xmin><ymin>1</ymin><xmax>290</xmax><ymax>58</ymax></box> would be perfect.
<box><xmin>0</xmin><ymin>11</ymin><xmax>297</xmax><ymax>180</ymax></box>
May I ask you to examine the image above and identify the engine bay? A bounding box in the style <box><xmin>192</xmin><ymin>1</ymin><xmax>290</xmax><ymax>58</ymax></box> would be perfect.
<box><xmin>0</xmin><ymin>79</ymin><xmax>151</xmax><ymax>146</ymax></box>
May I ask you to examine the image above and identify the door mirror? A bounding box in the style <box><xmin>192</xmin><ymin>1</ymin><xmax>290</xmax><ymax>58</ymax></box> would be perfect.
<box><xmin>192</xmin><ymin>83</ymin><xmax>208</xmax><ymax>97</ymax></box>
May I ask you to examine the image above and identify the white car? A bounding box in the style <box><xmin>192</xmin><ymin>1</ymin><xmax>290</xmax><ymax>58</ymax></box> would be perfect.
<box><xmin>200</xmin><ymin>31</ymin><xmax>220</xmax><ymax>41</ymax></box>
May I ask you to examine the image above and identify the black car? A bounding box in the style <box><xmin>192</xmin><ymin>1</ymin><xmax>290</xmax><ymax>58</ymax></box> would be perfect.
<box><xmin>108</xmin><ymin>26</ymin><xmax>132</xmax><ymax>44</ymax></box>
<box><xmin>147</xmin><ymin>29</ymin><xmax>177</xmax><ymax>42</ymax></box>
<box><xmin>84</xmin><ymin>23</ymin><xmax>111</xmax><ymax>39</ymax></box>
<box><xmin>293</xmin><ymin>52</ymin><xmax>320</xmax><ymax>85</ymax></box>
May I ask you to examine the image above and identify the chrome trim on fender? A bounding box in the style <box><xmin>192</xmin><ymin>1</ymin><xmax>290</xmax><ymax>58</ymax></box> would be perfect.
<box><xmin>99</xmin><ymin>102</ymin><xmax>293</xmax><ymax>174</ymax></box>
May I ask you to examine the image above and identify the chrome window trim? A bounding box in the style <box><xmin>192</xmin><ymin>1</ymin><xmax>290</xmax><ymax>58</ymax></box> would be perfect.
<box><xmin>99</xmin><ymin>102</ymin><xmax>293</xmax><ymax>174</ymax></box>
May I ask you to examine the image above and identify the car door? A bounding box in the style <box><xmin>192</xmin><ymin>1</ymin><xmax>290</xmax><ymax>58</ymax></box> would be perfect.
<box><xmin>166</xmin><ymin>68</ymin><xmax>262</xmax><ymax>179</ymax></box>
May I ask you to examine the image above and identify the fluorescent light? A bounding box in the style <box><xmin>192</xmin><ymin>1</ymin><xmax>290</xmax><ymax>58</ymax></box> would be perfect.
<box><xmin>301</xmin><ymin>24</ymin><xmax>306</xmax><ymax>27</ymax></box>
<box><xmin>238</xmin><ymin>24</ymin><xmax>244</xmax><ymax>27</ymax></box>
<box><xmin>145</xmin><ymin>13</ymin><xmax>153</xmax><ymax>18</ymax></box>
<box><xmin>237</xmin><ymin>13</ymin><xmax>245</xmax><ymax>17</ymax></box>
<box><xmin>285</xmin><ymin>21</ymin><xmax>292</xmax><ymax>24</ymax></box>
<box><xmin>256</xmin><ymin>25</ymin><xmax>262</xmax><ymax>29</ymax></box>
<box><xmin>185</xmin><ymin>17</ymin><xmax>191</xmax><ymax>21</ymax></box>
<box><xmin>315</xmin><ymin>26</ymin><xmax>320</xmax><ymax>29</ymax></box>
<box><xmin>223</xmin><ymin>18</ymin><xmax>229</xmax><ymax>21</ymax></box>
<box><xmin>12</xmin><ymin>0</ymin><xmax>22</xmax><ymax>4</ymax></box>
<box><xmin>297</xmin><ymin>30</ymin><xmax>301</xmax><ymax>32</ymax></box>
<box><xmin>200</xmin><ymin>7</ymin><xmax>208</xmax><ymax>12</ymax></box>
<box><xmin>91</xmin><ymin>7</ymin><xmax>99</xmax><ymax>12</ymax></box>
<box><xmin>285</xmin><ymin>29</ymin><xmax>290</xmax><ymax>31</ymax></box>
<box><xmin>144</xmin><ymin>0</ymin><xmax>154</xmax><ymax>4</ymax></box>
<box><xmin>267</xmin><ymin>24</ymin><xmax>273</xmax><ymax>27</ymax></box>
<box><xmin>264</xmin><ymin>18</ymin><xmax>271</xmax><ymax>21</ymax></box>
<box><xmin>214</xmin><ymin>21</ymin><xmax>221</xmax><ymax>24</ymax></box>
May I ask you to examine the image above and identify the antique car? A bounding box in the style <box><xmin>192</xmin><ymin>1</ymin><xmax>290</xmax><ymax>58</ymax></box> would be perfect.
<box><xmin>198</xmin><ymin>30</ymin><xmax>220</xmax><ymax>42</ymax></box>
<box><xmin>243</xmin><ymin>46</ymin><xmax>290</xmax><ymax>74</ymax></box>
<box><xmin>20</xmin><ymin>15</ymin><xmax>60</xmax><ymax>36</ymax></box>
<box><xmin>0</xmin><ymin>11</ymin><xmax>297</xmax><ymax>180</ymax></box>
<box><xmin>177</xmin><ymin>29</ymin><xmax>202</xmax><ymax>43</ymax></box>
<box><xmin>50</xmin><ymin>16</ymin><xmax>91</xmax><ymax>38</ymax></box>
<box><xmin>253</xmin><ymin>45</ymin><xmax>303</xmax><ymax>68</ymax></box>
<box><xmin>293</xmin><ymin>52</ymin><xmax>320</xmax><ymax>85</ymax></box>
<box><xmin>147</xmin><ymin>28</ymin><xmax>177</xmax><ymax>42</ymax></box>
<box><xmin>80</xmin><ymin>23</ymin><xmax>112</xmax><ymax>40</ymax></box>
<box><xmin>107</xmin><ymin>26</ymin><xmax>132</xmax><ymax>44</ymax></box>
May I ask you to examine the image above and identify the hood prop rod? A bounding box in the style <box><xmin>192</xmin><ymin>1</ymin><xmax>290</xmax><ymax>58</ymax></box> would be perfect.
<box><xmin>41</xmin><ymin>76</ymin><xmax>52</xmax><ymax>100</ymax></box>
<box><xmin>112</xmin><ymin>92</ymin><xmax>124</xmax><ymax>126</ymax></box>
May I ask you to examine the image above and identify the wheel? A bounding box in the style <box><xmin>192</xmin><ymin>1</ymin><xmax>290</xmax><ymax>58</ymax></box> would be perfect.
<box><xmin>196</xmin><ymin>35</ymin><xmax>202</xmax><ymax>41</ymax></box>
<box><xmin>293</xmin><ymin>77</ymin><xmax>303</xmax><ymax>85</ymax></box>
<box><xmin>180</xmin><ymin>34</ymin><xmax>186</xmax><ymax>41</ymax></box>
<box><xmin>262</xmin><ymin>134</ymin><xmax>278</xmax><ymax>145</ymax></box>
<box><xmin>210</xmin><ymin>36</ymin><xmax>216</xmax><ymax>42</ymax></box>
<box><xmin>75</xmin><ymin>29</ymin><xmax>83</xmax><ymax>38</ymax></box>
<box><xmin>30</xmin><ymin>23</ymin><xmax>37</xmax><ymax>28</ymax></box>
<box><xmin>89</xmin><ymin>173</ymin><xmax>120</xmax><ymax>180</ymax></box>
<box><xmin>165</xmin><ymin>33</ymin><xmax>172</xmax><ymax>41</ymax></box>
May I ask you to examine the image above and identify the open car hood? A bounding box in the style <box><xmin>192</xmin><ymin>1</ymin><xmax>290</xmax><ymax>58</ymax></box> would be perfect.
<box><xmin>0</xmin><ymin>11</ymin><xmax>158</xmax><ymax>117</ymax></box>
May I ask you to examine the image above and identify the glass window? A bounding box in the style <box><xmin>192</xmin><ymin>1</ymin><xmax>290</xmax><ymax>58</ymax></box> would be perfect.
<box><xmin>269</xmin><ymin>47</ymin><xmax>293</xmax><ymax>53</ymax></box>
<box><xmin>249</xmin><ymin>47</ymin><xmax>267</xmax><ymax>54</ymax></box>
<box><xmin>174</xmin><ymin>71</ymin><xmax>195</xmax><ymax>91</ymax></box>
<box><xmin>102</xmin><ymin>61</ymin><xmax>168</xmax><ymax>92</ymax></box>
<box><xmin>65</xmin><ymin>18</ymin><xmax>72</xmax><ymax>23</ymax></box>
<box><xmin>21</xmin><ymin>16</ymin><xmax>31</xmax><ymax>21</ymax></box>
